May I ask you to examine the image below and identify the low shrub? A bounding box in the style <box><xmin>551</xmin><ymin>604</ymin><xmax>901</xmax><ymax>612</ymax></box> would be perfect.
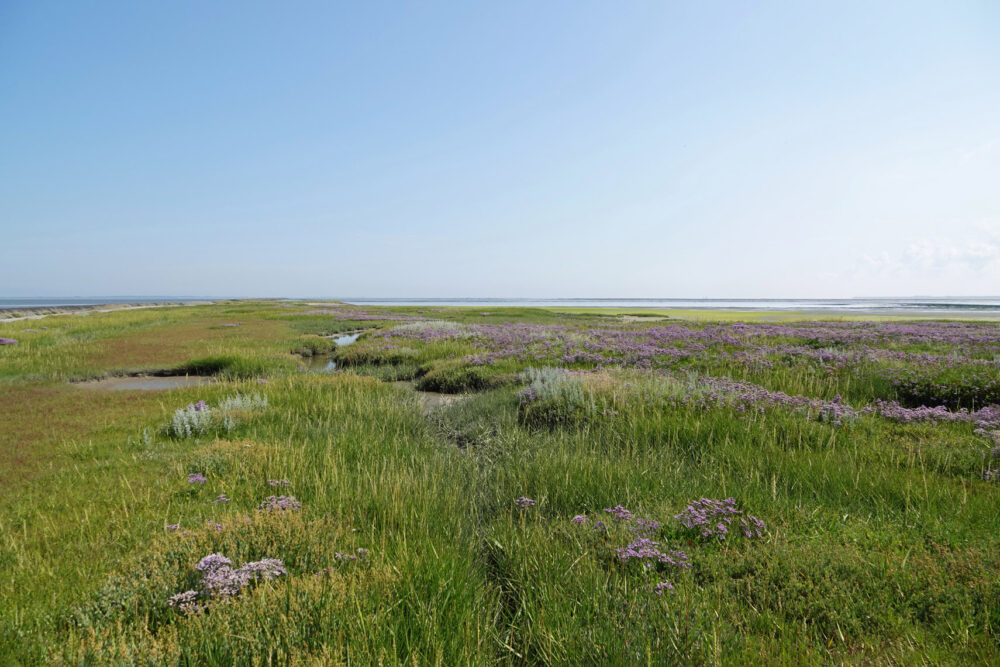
<box><xmin>333</xmin><ymin>345</ymin><xmax>419</xmax><ymax>367</ymax></box>
<box><xmin>290</xmin><ymin>335</ymin><xmax>334</xmax><ymax>357</ymax></box>
<box><xmin>174</xmin><ymin>354</ymin><xmax>290</xmax><ymax>380</ymax></box>
<box><xmin>415</xmin><ymin>361</ymin><xmax>508</xmax><ymax>393</ymax></box>
<box><xmin>887</xmin><ymin>367</ymin><xmax>1000</xmax><ymax>410</ymax></box>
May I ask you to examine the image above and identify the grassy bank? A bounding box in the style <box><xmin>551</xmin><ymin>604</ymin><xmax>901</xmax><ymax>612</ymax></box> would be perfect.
<box><xmin>1</xmin><ymin>301</ymin><xmax>997</xmax><ymax>663</ymax></box>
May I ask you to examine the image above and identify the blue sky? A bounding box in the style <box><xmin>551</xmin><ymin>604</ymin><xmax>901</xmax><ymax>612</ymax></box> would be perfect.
<box><xmin>2</xmin><ymin>1</ymin><xmax>998</xmax><ymax>297</ymax></box>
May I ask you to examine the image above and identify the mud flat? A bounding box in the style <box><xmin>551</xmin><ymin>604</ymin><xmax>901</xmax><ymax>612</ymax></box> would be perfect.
<box><xmin>74</xmin><ymin>375</ymin><xmax>215</xmax><ymax>391</ymax></box>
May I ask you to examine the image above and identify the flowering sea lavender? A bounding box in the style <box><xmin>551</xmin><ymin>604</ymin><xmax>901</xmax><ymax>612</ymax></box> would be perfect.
<box><xmin>187</xmin><ymin>472</ymin><xmax>208</xmax><ymax>484</ymax></box>
<box><xmin>167</xmin><ymin>590</ymin><xmax>201</xmax><ymax>614</ymax></box>
<box><xmin>571</xmin><ymin>514</ymin><xmax>588</xmax><ymax>524</ymax></box>
<box><xmin>0</xmin><ymin>337</ymin><xmax>18</xmax><ymax>345</ymax></box>
<box><xmin>514</xmin><ymin>497</ymin><xmax>535</xmax><ymax>510</ymax></box>
<box><xmin>617</xmin><ymin>537</ymin><xmax>690</xmax><ymax>567</ymax></box>
<box><xmin>653</xmin><ymin>581</ymin><xmax>675</xmax><ymax>595</ymax></box>
<box><xmin>196</xmin><ymin>553</ymin><xmax>232</xmax><ymax>571</ymax></box>
<box><xmin>674</xmin><ymin>498</ymin><xmax>765</xmax><ymax>540</ymax></box>
<box><xmin>174</xmin><ymin>553</ymin><xmax>287</xmax><ymax>605</ymax></box>
<box><xmin>604</xmin><ymin>505</ymin><xmax>634</xmax><ymax>522</ymax></box>
<box><xmin>629</xmin><ymin>517</ymin><xmax>662</xmax><ymax>534</ymax></box>
<box><xmin>872</xmin><ymin>400</ymin><xmax>1000</xmax><ymax>431</ymax></box>
<box><xmin>258</xmin><ymin>495</ymin><xmax>301</xmax><ymax>511</ymax></box>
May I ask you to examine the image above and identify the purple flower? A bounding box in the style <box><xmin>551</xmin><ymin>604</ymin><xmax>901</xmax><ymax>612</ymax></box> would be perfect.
<box><xmin>0</xmin><ymin>337</ymin><xmax>18</xmax><ymax>345</ymax></box>
<box><xmin>195</xmin><ymin>553</ymin><xmax>233</xmax><ymax>572</ymax></box>
<box><xmin>184</xmin><ymin>553</ymin><xmax>287</xmax><ymax>602</ymax></box>
<box><xmin>604</xmin><ymin>505</ymin><xmax>633</xmax><ymax>522</ymax></box>
<box><xmin>630</xmin><ymin>517</ymin><xmax>662</xmax><ymax>534</ymax></box>
<box><xmin>165</xmin><ymin>524</ymin><xmax>180</xmax><ymax>532</ymax></box>
<box><xmin>653</xmin><ymin>581</ymin><xmax>675</xmax><ymax>595</ymax></box>
<box><xmin>210</xmin><ymin>493</ymin><xmax>230</xmax><ymax>504</ymax></box>
<box><xmin>187</xmin><ymin>472</ymin><xmax>208</xmax><ymax>484</ymax></box>
<box><xmin>571</xmin><ymin>514</ymin><xmax>588</xmax><ymax>524</ymax></box>
<box><xmin>675</xmin><ymin>498</ymin><xmax>765</xmax><ymax>540</ymax></box>
<box><xmin>258</xmin><ymin>495</ymin><xmax>301</xmax><ymax>511</ymax></box>
<box><xmin>167</xmin><ymin>589</ymin><xmax>200</xmax><ymax>613</ymax></box>
<box><xmin>514</xmin><ymin>497</ymin><xmax>535</xmax><ymax>510</ymax></box>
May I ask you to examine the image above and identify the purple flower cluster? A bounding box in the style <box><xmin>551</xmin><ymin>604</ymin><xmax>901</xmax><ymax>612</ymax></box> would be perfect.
<box><xmin>0</xmin><ymin>337</ymin><xmax>18</xmax><ymax>345</ymax></box>
<box><xmin>210</xmin><ymin>493</ymin><xmax>230</xmax><ymax>504</ymax></box>
<box><xmin>604</xmin><ymin>505</ymin><xmax>634</xmax><ymax>522</ymax></box>
<box><xmin>187</xmin><ymin>472</ymin><xmax>208</xmax><ymax>484</ymax></box>
<box><xmin>573</xmin><ymin>504</ymin><xmax>693</xmax><ymax>594</ymax></box>
<box><xmin>190</xmin><ymin>400</ymin><xmax>208</xmax><ymax>412</ymax></box>
<box><xmin>872</xmin><ymin>400</ymin><xmax>1000</xmax><ymax>431</ymax></box>
<box><xmin>258</xmin><ymin>495</ymin><xmax>301</xmax><ymax>511</ymax></box>
<box><xmin>615</xmin><ymin>537</ymin><xmax>691</xmax><ymax>571</ymax></box>
<box><xmin>167</xmin><ymin>553</ymin><xmax>287</xmax><ymax>610</ymax></box>
<box><xmin>653</xmin><ymin>581</ymin><xmax>674</xmax><ymax>595</ymax></box>
<box><xmin>514</xmin><ymin>497</ymin><xmax>536</xmax><ymax>510</ymax></box>
<box><xmin>167</xmin><ymin>589</ymin><xmax>200</xmax><ymax>613</ymax></box>
<box><xmin>630</xmin><ymin>517</ymin><xmax>662</xmax><ymax>534</ymax></box>
<box><xmin>674</xmin><ymin>498</ymin><xmax>766</xmax><ymax>540</ymax></box>
<box><xmin>371</xmin><ymin>317</ymin><xmax>1000</xmax><ymax>380</ymax></box>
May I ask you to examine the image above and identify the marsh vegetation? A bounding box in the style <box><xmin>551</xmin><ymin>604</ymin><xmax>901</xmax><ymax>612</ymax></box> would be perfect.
<box><xmin>0</xmin><ymin>301</ymin><xmax>998</xmax><ymax>663</ymax></box>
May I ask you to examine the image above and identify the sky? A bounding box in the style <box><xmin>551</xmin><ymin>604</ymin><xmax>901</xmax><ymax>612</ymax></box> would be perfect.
<box><xmin>2</xmin><ymin>1</ymin><xmax>999</xmax><ymax>298</ymax></box>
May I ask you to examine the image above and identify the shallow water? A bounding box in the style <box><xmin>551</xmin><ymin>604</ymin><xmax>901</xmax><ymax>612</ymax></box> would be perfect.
<box><xmin>76</xmin><ymin>375</ymin><xmax>214</xmax><ymax>391</ymax></box>
<box><xmin>302</xmin><ymin>332</ymin><xmax>361</xmax><ymax>372</ymax></box>
<box><xmin>303</xmin><ymin>356</ymin><xmax>337</xmax><ymax>372</ymax></box>
<box><xmin>328</xmin><ymin>333</ymin><xmax>361</xmax><ymax>346</ymax></box>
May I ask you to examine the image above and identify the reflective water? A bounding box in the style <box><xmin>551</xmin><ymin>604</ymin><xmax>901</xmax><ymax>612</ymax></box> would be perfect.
<box><xmin>303</xmin><ymin>356</ymin><xmax>337</xmax><ymax>372</ymax></box>
<box><xmin>303</xmin><ymin>332</ymin><xmax>361</xmax><ymax>372</ymax></box>
<box><xmin>76</xmin><ymin>375</ymin><xmax>214</xmax><ymax>390</ymax></box>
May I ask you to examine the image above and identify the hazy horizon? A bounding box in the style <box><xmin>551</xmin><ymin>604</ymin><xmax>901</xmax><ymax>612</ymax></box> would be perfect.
<box><xmin>3</xmin><ymin>2</ymin><xmax>999</xmax><ymax>297</ymax></box>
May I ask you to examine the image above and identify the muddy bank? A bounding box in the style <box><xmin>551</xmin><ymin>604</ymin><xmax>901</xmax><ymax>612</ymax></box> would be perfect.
<box><xmin>74</xmin><ymin>374</ymin><xmax>215</xmax><ymax>391</ymax></box>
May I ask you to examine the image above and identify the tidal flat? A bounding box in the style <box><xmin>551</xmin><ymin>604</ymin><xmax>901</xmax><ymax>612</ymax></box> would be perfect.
<box><xmin>1</xmin><ymin>300</ymin><xmax>998</xmax><ymax>663</ymax></box>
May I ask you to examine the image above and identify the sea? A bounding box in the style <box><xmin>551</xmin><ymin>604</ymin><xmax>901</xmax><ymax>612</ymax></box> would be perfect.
<box><xmin>3</xmin><ymin>297</ymin><xmax>1000</xmax><ymax>316</ymax></box>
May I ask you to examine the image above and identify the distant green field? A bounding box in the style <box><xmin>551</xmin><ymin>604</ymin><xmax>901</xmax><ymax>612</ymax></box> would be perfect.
<box><xmin>1</xmin><ymin>301</ymin><xmax>997</xmax><ymax>664</ymax></box>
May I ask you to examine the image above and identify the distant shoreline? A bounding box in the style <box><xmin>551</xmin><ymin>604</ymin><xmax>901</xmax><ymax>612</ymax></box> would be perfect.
<box><xmin>0</xmin><ymin>300</ymin><xmax>216</xmax><ymax>323</ymax></box>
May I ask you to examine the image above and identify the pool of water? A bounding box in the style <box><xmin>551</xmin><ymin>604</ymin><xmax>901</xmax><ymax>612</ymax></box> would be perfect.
<box><xmin>303</xmin><ymin>356</ymin><xmax>338</xmax><ymax>372</ymax></box>
<box><xmin>303</xmin><ymin>331</ymin><xmax>362</xmax><ymax>372</ymax></box>
<box><xmin>75</xmin><ymin>375</ymin><xmax>215</xmax><ymax>391</ymax></box>
<box><xmin>327</xmin><ymin>333</ymin><xmax>361</xmax><ymax>346</ymax></box>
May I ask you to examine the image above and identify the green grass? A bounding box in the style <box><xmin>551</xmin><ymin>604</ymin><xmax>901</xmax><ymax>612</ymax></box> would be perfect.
<box><xmin>0</xmin><ymin>301</ymin><xmax>997</xmax><ymax>664</ymax></box>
